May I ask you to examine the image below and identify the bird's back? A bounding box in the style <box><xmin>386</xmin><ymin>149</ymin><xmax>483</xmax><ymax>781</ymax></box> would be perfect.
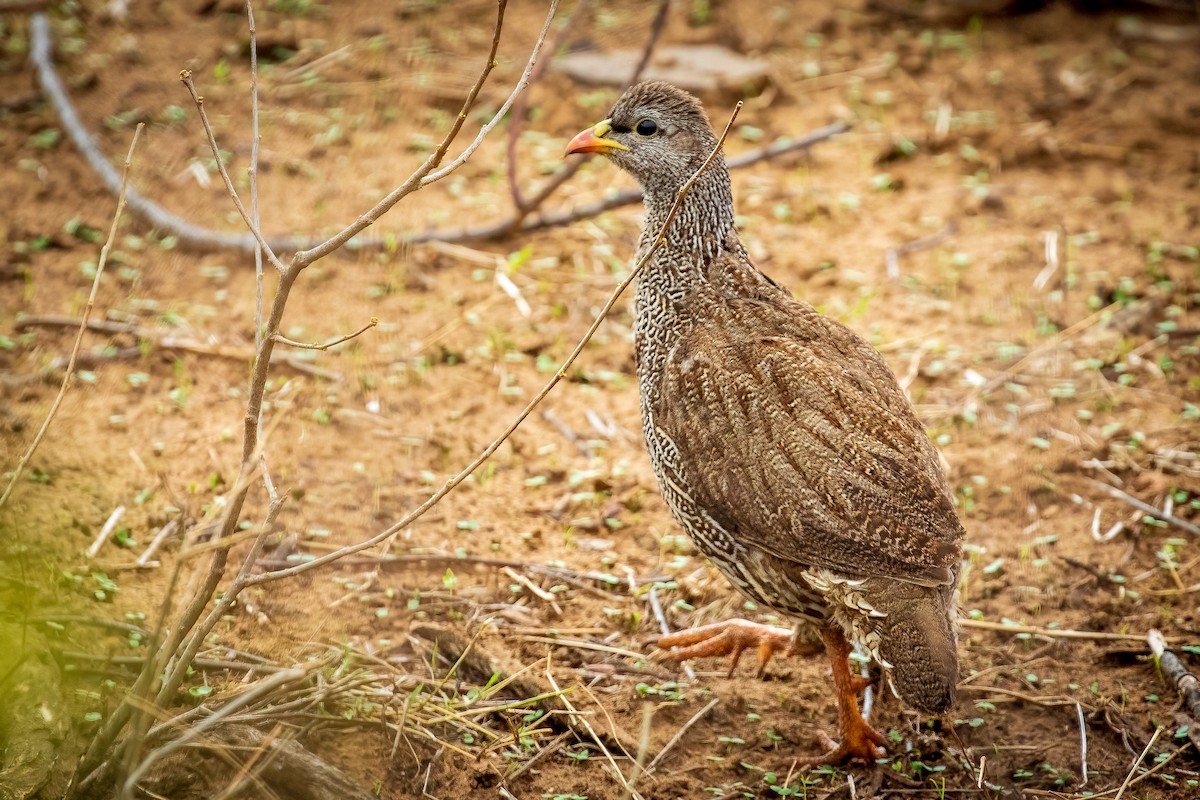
<box><xmin>636</xmin><ymin>246</ymin><xmax>963</xmax><ymax>711</ymax></box>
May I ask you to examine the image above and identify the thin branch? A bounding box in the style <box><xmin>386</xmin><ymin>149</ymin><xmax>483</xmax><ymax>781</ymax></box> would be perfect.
<box><xmin>643</xmin><ymin>697</ymin><xmax>718</xmax><ymax>776</ymax></box>
<box><xmin>1088</xmin><ymin>478</ymin><xmax>1200</xmax><ymax>537</ymax></box>
<box><xmin>243</xmin><ymin>101</ymin><xmax>745</xmax><ymax>588</ymax></box>
<box><xmin>15</xmin><ymin>315</ymin><xmax>343</xmax><ymax>381</ymax></box>
<box><xmin>273</xmin><ymin>318</ymin><xmax>377</xmax><ymax>351</ymax></box>
<box><xmin>507</xmin><ymin>0</ymin><xmax>593</xmax><ymax>210</ymax></box>
<box><xmin>0</xmin><ymin>123</ymin><xmax>143</xmax><ymax>513</ymax></box>
<box><xmin>180</xmin><ymin>70</ymin><xmax>287</xmax><ymax>274</ymax></box>
<box><xmin>959</xmin><ymin>618</ymin><xmax>1187</xmax><ymax>643</ymax></box>
<box><xmin>505</xmin><ymin>0</ymin><xmax>667</xmax><ymax>230</ymax></box>
<box><xmin>1113</xmin><ymin>726</ymin><xmax>1161</xmax><ymax>800</ymax></box>
<box><xmin>291</xmin><ymin>0</ymin><xmax>556</xmax><ymax>267</ymax></box>
<box><xmin>120</xmin><ymin>667</ymin><xmax>311</xmax><ymax>799</ymax></box>
<box><xmin>247</xmin><ymin>0</ymin><xmax>265</xmax><ymax>355</ymax></box>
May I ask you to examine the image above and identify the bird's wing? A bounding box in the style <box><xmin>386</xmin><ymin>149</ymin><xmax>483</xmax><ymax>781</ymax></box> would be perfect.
<box><xmin>656</xmin><ymin>305</ymin><xmax>963</xmax><ymax>586</ymax></box>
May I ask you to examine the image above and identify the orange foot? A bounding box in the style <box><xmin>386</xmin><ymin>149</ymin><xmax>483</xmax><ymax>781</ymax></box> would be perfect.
<box><xmin>656</xmin><ymin>619</ymin><xmax>815</xmax><ymax>677</ymax></box>
<box><xmin>799</xmin><ymin>709</ymin><xmax>887</xmax><ymax>767</ymax></box>
<box><xmin>798</xmin><ymin>626</ymin><xmax>886</xmax><ymax>767</ymax></box>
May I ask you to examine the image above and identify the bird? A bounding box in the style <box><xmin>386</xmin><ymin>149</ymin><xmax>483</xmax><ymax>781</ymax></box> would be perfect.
<box><xmin>564</xmin><ymin>81</ymin><xmax>964</xmax><ymax>766</ymax></box>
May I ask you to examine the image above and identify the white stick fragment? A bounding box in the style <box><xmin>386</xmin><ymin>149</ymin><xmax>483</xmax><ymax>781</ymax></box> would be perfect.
<box><xmin>1032</xmin><ymin>229</ymin><xmax>1059</xmax><ymax>291</ymax></box>
<box><xmin>86</xmin><ymin>505</ymin><xmax>126</xmax><ymax>559</ymax></box>
<box><xmin>495</xmin><ymin>269</ymin><xmax>532</xmax><ymax>318</ymax></box>
<box><xmin>137</xmin><ymin>519</ymin><xmax>179</xmax><ymax>565</ymax></box>
<box><xmin>1076</xmin><ymin>701</ymin><xmax>1088</xmax><ymax>787</ymax></box>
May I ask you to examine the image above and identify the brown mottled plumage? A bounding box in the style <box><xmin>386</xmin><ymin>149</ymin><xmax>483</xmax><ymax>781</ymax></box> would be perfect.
<box><xmin>565</xmin><ymin>81</ymin><xmax>964</xmax><ymax>765</ymax></box>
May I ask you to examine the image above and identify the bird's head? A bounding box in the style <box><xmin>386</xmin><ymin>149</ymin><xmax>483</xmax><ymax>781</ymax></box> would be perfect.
<box><xmin>564</xmin><ymin>81</ymin><xmax>720</xmax><ymax>197</ymax></box>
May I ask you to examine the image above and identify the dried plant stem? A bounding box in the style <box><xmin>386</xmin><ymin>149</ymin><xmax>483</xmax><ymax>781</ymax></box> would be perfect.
<box><xmin>643</xmin><ymin>697</ymin><xmax>718</xmax><ymax>776</ymax></box>
<box><xmin>1113</xmin><ymin>725</ymin><xmax>1162</xmax><ymax>800</ymax></box>
<box><xmin>180</xmin><ymin>72</ymin><xmax>287</xmax><ymax>273</ymax></box>
<box><xmin>120</xmin><ymin>667</ymin><xmax>312</xmax><ymax>799</ymax></box>
<box><xmin>273</xmin><ymin>318</ymin><xmax>378</xmax><ymax>350</ymax></box>
<box><xmin>246</xmin><ymin>101</ymin><xmax>745</xmax><ymax>588</ymax></box>
<box><xmin>293</xmin><ymin>0</ymin><xmax>556</xmax><ymax>266</ymax></box>
<box><xmin>1088</xmin><ymin>478</ymin><xmax>1200</xmax><ymax>537</ymax></box>
<box><xmin>505</xmin><ymin>0</ymin><xmax>668</xmax><ymax>231</ymax></box>
<box><xmin>0</xmin><ymin>123</ymin><xmax>142</xmax><ymax>513</ymax></box>
<box><xmin>959</xmin><ymin>618</ymin><xmax>1187</xmax><ymax>643</ymax></box>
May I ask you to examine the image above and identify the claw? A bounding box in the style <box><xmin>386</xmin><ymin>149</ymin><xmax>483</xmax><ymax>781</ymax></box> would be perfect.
<box><xmin>656</xmin><ymin>619</ymin><xmax>797</xmax><ymax>677</ymax></box>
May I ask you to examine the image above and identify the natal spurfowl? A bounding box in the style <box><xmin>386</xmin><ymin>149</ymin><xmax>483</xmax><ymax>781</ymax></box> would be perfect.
<box><xmin>565</xmin><ymin>81</ymin><xmax>964</xmax><ymax>766</ymax></box>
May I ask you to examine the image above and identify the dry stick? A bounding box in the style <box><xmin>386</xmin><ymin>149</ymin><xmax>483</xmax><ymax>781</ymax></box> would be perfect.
<box><xmin>247</xmin><ymin>0</ymin><xmax>264</xmax><ymax>352</ymax></box>
<box><xmin>15</xmin><ymin>315</ymin><xmax>343</xmax><ymax>381</ymax></box>
<box><xmin>293</xmin><ymin>0</ymin><xmax>555</xmax><ymax>267</ymax></box>
<box><xmin>153</xmin><ymin>0</ymin><xmax>545</xmax><ymax>725</ymax></box>
<box><xmin>273</xmin><ymin>318</ymin><xmax>378</xmax><ymax>350</ymax></box>
<box><xmin>120</xmin><ymin>667</ymin><xmax>312</xmax><ymax>799</ymax></box>
<box><xmin>504</xmin><ymin>0</ymin><xmax>669</xmax><ymax>232</ymax></box>
<box><xmin>137</xmin><ymin>519</ymin><xmax>179</xmax><ymax>565</ymax></box>
<box><xmin>1112</xmin><ymin>725</ymin><xmax>1161</xmax><ymax>800</ymax></box>
<box><xmin>244</xmin><ymin>101</ymin><xmax>745</xmax><ymax>589</ymax></box>
<box><xmin>180</xmin><ymin>73</ymin><xmax>287</xmax><ymax>274</ymax></box>
<box><xmin>958</xmin><ymin>618</ymin><xmax>1190</xmax><ymax>644</ymax></box>
<box><xmin>1088</xmin><ymin>478</ymin><xmax>1200</xmax><ymax>537</ymax></box>
<box><xmin>0</xmin><ymin>123</ymin><xmax>142</xmax><ymax>513</ymax></box>
<box><xmin>1075</xmin><ymin>701</ymin><xmax>1089</xmax><ymax>788</ymax></box>
<box><xmin>642</xmin><ymin>697</ymin><xmax>718</xmax><ymax>776</ymax></box>
<box><xmin>85</xmin><ymin>505</ymin><xmax>127</xmax><ymax>559</ymax></box>
<box><xmin>505</xmin><ymin>0</ymin><xmax>593</xmax><ymax>211</ymax></box>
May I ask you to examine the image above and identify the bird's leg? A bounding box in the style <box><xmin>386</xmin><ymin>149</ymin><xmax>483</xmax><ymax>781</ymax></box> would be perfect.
<box><xmin>656</xmin><ymin>619</ymin><xmax>819</xmax><ymax>677</ymax></box>
<box><xmin>797</xmin><ymin>626</ymin><xmax>886</xmax><ymax>768</ymax></box>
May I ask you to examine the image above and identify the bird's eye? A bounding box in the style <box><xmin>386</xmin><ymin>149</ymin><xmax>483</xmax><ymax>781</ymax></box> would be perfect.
<box><xmin>635</xmin><ymin>119</ymin><xmax>658</xmax><ymax>137</ymax></box>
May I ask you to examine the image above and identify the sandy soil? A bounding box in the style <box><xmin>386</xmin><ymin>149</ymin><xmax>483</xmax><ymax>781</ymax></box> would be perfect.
<box><xmin>1</xmin><ymin>1</ymin><xmax>1198</xmax><ymax>798</ymax></box>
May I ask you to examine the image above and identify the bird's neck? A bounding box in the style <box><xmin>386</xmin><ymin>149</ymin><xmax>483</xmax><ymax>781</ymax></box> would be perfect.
<box><xmin>636</xmin><ymin>165</ymin><xmax>737</xmax><ymax>298</ymax></box>
<box><xmin>632</xmin><ymin>165</ymin><xmax>739</xmax><ymax>395</ymax></box>
<box><xmin>638</xmin><ymin>165</ymin><xmax>736</xmax><ymax>268</ymax></box>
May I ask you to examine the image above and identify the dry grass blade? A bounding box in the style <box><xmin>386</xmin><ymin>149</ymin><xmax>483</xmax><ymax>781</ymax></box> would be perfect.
<box><xmin>0</xmin><ymin>123</ymin><xmax>143</xmax><ymax>513</ymax></box>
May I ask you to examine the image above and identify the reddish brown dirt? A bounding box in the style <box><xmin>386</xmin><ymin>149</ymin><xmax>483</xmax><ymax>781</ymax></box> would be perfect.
<box><xmin>2</xmin><ymin>1</ymin><xmax>1199</xmax><ymax>799</ymax></box>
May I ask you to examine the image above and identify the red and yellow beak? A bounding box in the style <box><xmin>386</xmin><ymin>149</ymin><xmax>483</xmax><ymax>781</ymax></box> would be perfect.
<box><xmin>564</xmin><ymin>118</ymin><xmax>629</xmax><ymax>156</ymax></box>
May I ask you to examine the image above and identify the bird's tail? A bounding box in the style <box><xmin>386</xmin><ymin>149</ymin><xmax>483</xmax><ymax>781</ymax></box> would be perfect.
<box><xmin>869</xmin><ymin>581</ymin><xmax>959</xmax><ymax>713</ymax></box>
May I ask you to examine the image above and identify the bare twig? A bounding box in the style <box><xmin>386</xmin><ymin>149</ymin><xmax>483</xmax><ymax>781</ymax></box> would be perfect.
<box><xmin>293</xmin><ymin>0</ymin><xmax>556</xmax><ymax>267</ymax></box>
<box><xmin>180</xmin><ymin>71</ymin><xmax>287</xmax><ymax>274</ymax></box>
<box><xmin>0</xmin><ymin>123</ymin><xmax>142</xmax><ymax>513</ymax></box>
<box><xmin>885</xmin><ymin>222</ymin><xmax>958</xmax><ymax>282</ymax></box>
<box><xmin>1076</xmin><ymin>701</ymin><xmax>1089</xmax><ymax>788</ymax></box>
<box><xmin>643</xmin><ymin>697</ymin><xmax>718</xmax><ymax>776</ymax></box>
<box><xmin>85</xmin><ymin>505</ymin><xmax>127</xmax><ymax>559</ymax></box>
<box><xmin>273</xmin><ymin>318</ymin><xmax>378</xmax><ymax>350</ymax></box>
<box><xmin>960</xmin><ymin>617</ymin><xmax>1187</xmax><ymax>643</ymax></box>
<box><xmin>137</xmin><ymin>519</ymin><xmax>180</xmax><ymax>566</ymax></box>
<box><xmin>1088</xmin><ymin>478</ymin><xmax>1200</xmax><ymax>537</ymax></box>
<box><xmin>505</xmin><ymin>0</ymin><xmax>669</xmax><ymax>231</ymax></box>
<box><xmin>16</xmin><ymin>315</ymin><xmax>342</xmax><ymax>381</ymax></box>
<box><xmin>1113</xmin><ymin>726</ymin><xmax>1161</xmax><ymax>800</ymax></box>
